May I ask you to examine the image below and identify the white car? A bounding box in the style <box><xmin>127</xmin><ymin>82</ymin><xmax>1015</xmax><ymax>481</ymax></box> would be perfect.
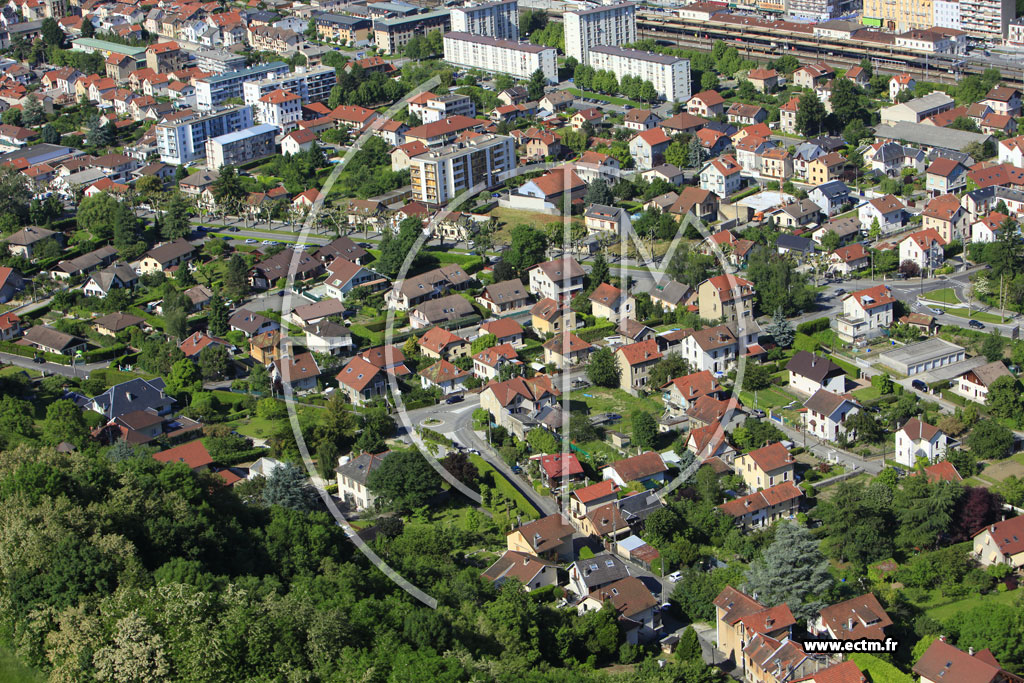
<box><xmin>245</xmin><ymin>239</ymin><xmax>258</xmax><ymax>244</ymax></box>
<box><xmin>261</xmin><ymin>240</ymin><xmax>272</xmax><ymax>245</ymax></box>
<box><xmin>668</xmin><ymin>571</ymin><xmax>682</xmax><ymax>583</ymax></box>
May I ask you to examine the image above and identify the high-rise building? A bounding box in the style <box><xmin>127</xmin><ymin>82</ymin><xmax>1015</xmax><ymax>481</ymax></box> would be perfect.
<box><xmin>241</xmin><ymin>65</ymin><xmax>337</xmax><ymax>107</ymax></box>
<box><xmin>409</xmin><ymin>134</ymin><xmax>515</xmax><ymax>205</ymax></box>
<box><xmin>563</xmin><ymin>3</ymin><xmax>637</xmax><ymax>65</ymax></box>
<box><xmin>206</xmin><ymin>124</ymin><xmax>279</xmax><ymax>170</ymax></box>
<box><xmin>933</xmin><ymin>0</ymin><xmax>963</xmax><ymax>29</ymax></box>
<box><xmin>373</xmin><ymin>10</ymin><xmax>451</xmax><ymax>54</ymax></box>
<box><xmin>156</xmin><ymin>105</ymin><xmax>255</xmax><ymax>165</ymax></box>
<box><xmin>443</xmin><ymin>32</ymin><xmax>558</xmax><ymax>83</ymax></box>
<box><xmin>960</xmin><ymin>0</ymin><xmax>1014</xmax><ymax>36</ymax></box>
<box><xmin>195</xmin><ymin>62</ymin><xmax>290</xmax><ymax>110</ymax></box>
<box><xmin>450</xmin><ymin>0</ymin><xmax>519</xmax><ymax>40</ymax></box>
<box><xmin>588</xmin><ymin>45</ymin><xmax>691</xmax><ymax>103</ymax></box>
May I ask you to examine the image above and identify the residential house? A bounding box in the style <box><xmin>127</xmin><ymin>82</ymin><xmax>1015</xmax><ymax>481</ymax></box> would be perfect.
<box><xmin>578</xmin><ymin>577</ymin><xmax>660</xmax><ymax>644</ymax></box>
<box><xmin>82</xmin><ymin>263</ymin><xmax>138</xmax><ymax>298</ymax></box>
<box><xmin>476</xmin><ymin>279</ymin><xmax>530</xmax><ymax>314</ymax></box>
<box><xmin>481</xmin><ymin>550</ymin><xmax>558</xmax><ymax>591</ymax></box>
<box><xmin>336</xmin><ymin>450</ymin><xmax>389</xmax><ymax>510</ymax></box>
<box><xmin>829</xmin><ymin>243</ymin><xmax>870</xmax><ymax>276</ymax></box>
<box><xmin>687</xmin><ymin>421</ymin><xmax>737</xmax><ymax>462</ymax></box>
<box><xmin>954</xmin><ymin>360</ymin><xmax>1013</xmax><ymax>403</ymax></box>
<box><xmin>479</xmin><ymin>374</ymin><xmax>560</xmax><ymax>435</ymax></box>
<box><xmin>574</xmin><ymin>150</ymin><xmax>620</xmax><ymax>184</ymax></box>
<box><xmin>687</xmin><ymin>90</ymin><xmax>726</xmax><ymax>118</ymax></box>
<box><xmin>889</xmin><ymin>73</ymin><xmax>915</xmax><ymax>100</ymax></box>
<box><xmin>507</xmin><ymin>514</ymin><xmax>574</xmax><ymax>561</ymax></box>
<box><xmin>479</xmin><ymin>318</ymin><xmax>525</xmax><ymax>348</ymax></box>
<box><xmin>22</xmin><ymin>326</ymin><xmax>87</xmax><ymax>356</ymax></box>
<box><xmin>726</xmin><ymin>103</ymin><xmax>766</xmax><ymax>126</ymax></box>
<box><xmin>802</xmin><ymin>389</ymin><xmax>859</xmax><ymax>441</ymax></box>
<box><xmin>419</xmin><ymin>359</ymin><xmax>470</xmax><ymax>395</ymax></box>
<box><xmin>387</xmin><ymin>264</ymin><xmax>473</xmax><ymax>310</ymax></box>
<box><xmin>272</xmin><ymin>353</ymin><xmax>321</xmax><ymax>392</ymax></box>
<box><xmin>972</xmin><ymin>211</ymin><xmax>1010</xmax><ymax>243</ymax></box>
<box><xmin>921</xmin><ymin>193</ymin><xmax>968</xmax><ymax>244</ymax></box>
<box><xmin>649</xmin><ymin>279</ymin><xmax>692</xmax><ymax>312</ymax></box>
<box><xmin>858</xmin><ymin>194</ymin><xmax>906</xmax><ymax>234</ymax></box>
<box><xmin>793</xmin><ymin>62</ymin><xmax>834</xmax><ymax>88</ymax></box>
<box><xmin>602</xmin><ymin>451</ymin><xmax>667</xmax><ymax>488</ymax></box>
<box><xmin>786</xmin><ymin>350</ymin><xmax>846</xmax><ymax>396</ymax></box>
<box><xmin>982</xmin><ymin>86</ymin><xmax>1022</xmax><ymax>117</ymax></box>
<box><xmin>661</xmin><ymin>370</ymin><xmax>721</xmax><ymax>417</ymax></box>
<box><xmin>542</xmin><ymin>333</ymin><xmax>593</xmax><ymax>369</ymax></box>
<box><xmin>720</xmin><ymin>481</ymin><xmax>804</xmax><ymax>530</ymax></box>
<box><xmin>926</xmin><ymin>157</ymin><xmax>968</xmax><ymax>197</ymax></box>
<box><xmin>537</xmin><ymin>452</ymin><xmax>584</xmax><ymax>489</ymax></box>
<box><xmin>697</xmin><ymin>274</ymin><xmax>754</xmax><ymax>323</ymax></box>
<box><xmin>304</xmin><ymin>320</ymin><xmax>353</xmax><ymax>356</ymax></box>
<box><xmin>0</xmin><ymin>312</ymin><xmax>22</xmax><ymax>340</ymax></box>
<box><xmin>6</xmin><ymin>226</ymin><xmax>60</xmax><ymax>260</ymax></box>
<box><xmin>713</xmin><ymin>586</ymin><xmax>796</xmax><ymax>665</ymax></box>
<box><xmin>679</xmin><ymin>324</ymin><xmax>740</xmax><ymax>375</ymax></box>
<box><xmin>899</xmin><ymin>228</ymin><xmax>946</xmax><ymax>272</ymax></box>
<box><xmin>335</xmin><ymin>356</ymin><xmax>387</xmax><ymax>406</ymax></box>
<box><xmin>807</xmin><ymin>152</ymin><xmax>845</xmax><ymax>186</ymax></box>
<box><xmin>628</xmin><ymin>128</ymin><xmax>671</xmax><ymax>170</ymax></box>
<box><xmin>153</xmin><ymin>440</ymin><xmax>213</xmax><ymax>472</ymax></box>
<box><xmin>734</xmin><ymin>442</ymin><xmax>796</xmax><ymax>493</ymax></box>
<box><xmin>570</xmin><ymin>107</ymin><xmax>602</xmax><ymax>131</ymax></box>
<box><xmin>761</xmin><ymin>147</ymin><xmax>793</xmax><ymax>181</ymax></box>
<box><xmin>615</xmin><ymin>339</ymin><xmax>662</xmax><ymax>393</ymax></box>
<box><xmin>84</xmin><ymin>377</ymin><xmax>173</xmax><ymax>420</ymax></box>
<box><xmin>742</xmin><ymin>635</ymin><xmax>826</xmax><ymax>683</ymax></box>
<box><xmin>699</xmin><ymin>155</ymin><xmax>742</xmax><ymax>197</ymax></box>
<box><xmin>527</xmin><ymin>257</ymin><xmax>584</xmax><ymax>303</ymax></box>
<box><xmin>866</xmin><ymin>141</ymin><xmax>927</xmax><ymax>177</ymax></box>
<box><xmin>837</xmin><ymin>284</ymin><xmax>895</xmax><ymax>343</ymax></box>
<box><xmin>808</xmin><ymin>180</ymin><xmax>850</xmax><ymax>217</ymax></box>
<box><xmin>589</xmin><ymin>282</ymin><xmax>633</xmax><ymax>324</ymax></box>
<box><xmin>623</xmin><ymin>108</ymin><xmax>661</xmax><ymax>131</ymax></box>
<box><xmin>972</xmin><ymin>516</ymin><xmax>1024</xmax><ymax>570</ymax></box>
<box><xmin>417</xmin><ymin>326</ymin><xmax>469</xmax><ymax>360</ymax></box>
<box><xmin>584</xmin><ymin>204</ymin><xmax>627</xmax><ymax>236</ymax></box>
<box><xmin>139</xmin><ymin>239</ymin><xmax>195</xmax><ymax>274</ymax></box>
<box><xmin>410</xmin><ymin>294</ymin><xmax>476</xmax><ymax>329</ymax></box>
<box><xmin>812</xmin><ymin>594</ymin><xmax>893</xmax><ymax>642</ymax></box>
<box><xmin>894</xmin><ymin>417</ymin><xmax>947</xmax><ymax>467</ymax></box>
<box><xmin>747</xmin><ymin>68</ymin><xmax>778</xmax><ymax>92</ymax></box>
<box><xmin>0</xmin><ymin>267</ymin><xmax>24</xmax><ymax>303</ymax></box>
<box><xmin>913</xmin><ymin>637</ymin><xmax>1018</xmax><ymax>683</ymax></box>
<box><xmin>531</xmin><ymin>297</ymin><xmax>576</xmax><ymax>335</ymax></box>
<box><xmin>567</xmin><ymin>551</ymin><xmax>631</xmax><ymax>597</ymax></box>
<box><xmin>472</xmin><ymin>343</ymin><xmax>520</xmax><ymax>381</ymax></box>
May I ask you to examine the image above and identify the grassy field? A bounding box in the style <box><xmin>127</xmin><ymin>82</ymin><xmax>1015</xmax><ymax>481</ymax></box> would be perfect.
<box><xmin>920</xmin><ymin>287</ymin><xmax>961</xmax><ymax>305</ymax></box>
<box><xmin>569</xmin><ymin>387</ymin><xmax>664</xmax><ymax>428</ymax></box>
<box><xmin>0</xmin><ymin>646</ymin><xmax>42</xmax><ymax>683</ymax></box>
<box><xmin>921</xmin><ymin>585</ymin><xmax>1022</xmax><ymax>621</ymax></box>
<box><xmin>737</xmin><ymin>385</ymin><xmax>799</xmax><ymax>411</ymax></box>
<box><xmin>928</xmin><ymin>304</ymin><xmax>1009</xmax><ymax>323</ymax></box>
<box><xmin>489</xmin><ymin>207</ymin><xmax>562</xmax><ymax>238</ymax></box>
<box><xmin>564</xmin><ymin>87</ymin><xmax>646</xmax><ymax>108</ymax></box>
<box><xmin>852</xmin><ymin>385</ymin><xmax>882</xmax><ymax>402</ymax></box>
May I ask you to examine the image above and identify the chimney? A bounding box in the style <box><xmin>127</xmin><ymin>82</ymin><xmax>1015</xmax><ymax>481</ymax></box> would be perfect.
<box><xmin>848</xmin><ymin>617</ymin><xmax>854</xmax><ymax>632</ymax></box>
<box><xmin>969</xmin><ymin>646</ymin><xmax>975</xmax><ymax>656</ymax></box>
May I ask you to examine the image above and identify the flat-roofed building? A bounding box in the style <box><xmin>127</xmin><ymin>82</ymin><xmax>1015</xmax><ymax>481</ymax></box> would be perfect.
<box><xmin>374</xmin><ymin>10</ymin><xmax>451</xmax><ymax>54</ymax></box>
<box><xmin>589</xmin><ymin>45</ymin><xmax>690</xmax><ymax>102</ymax></box>
<box><xmin>205</xmin><ymin>124</ymin><xmax>278</xmax><ymax>170</ymax></box>
<box><xmin>451</xmin><ymin>0</ymin><xmax>519</xmax><ymax>39</ymax></box>
<box><xmin>156</xmin><ymin>105</ymin><xmax>255</xmax><ymax>165</ymax></box>
<box><xmin>443</xmin><ymin>32</ymin><xmax>557</xmax><ymax>83</ymax></box>
<box><xmin>409</xmin><ymin>133</ymin><xmax>515</xmax><ymax>205</ymax></box>
<box><xmin>563</xmin><ymin>3</ymin><xmax>636</xmax><ymax>64</ymax></box>
<box><xmin>195</xmin><ymin>62</ymin><xmax>290</xmax><ymax>110</ymax></box>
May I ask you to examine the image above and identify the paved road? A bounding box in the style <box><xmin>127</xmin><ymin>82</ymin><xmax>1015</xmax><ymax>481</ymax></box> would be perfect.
<box><xmin>0</xmin><ymin>351</ymin><xmax>104</xmax><ymax>378</ymax></box>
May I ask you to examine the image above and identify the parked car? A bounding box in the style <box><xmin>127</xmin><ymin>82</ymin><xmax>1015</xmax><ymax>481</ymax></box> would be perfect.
<box><xmin>511</xmin><ymin>465</ymin><xmax>523</xmax><ymax>474</ymax></box>
<box><xmin>668</xmin><ymin>571</ymin><xmax>682</xmax><ymax>583</ymax></box>
<box><xmin>445</xmin><ymin>394</ymin><xmax>464</xmax><ymax>404</ymax></box>
<box><xmin>245</xmin><ymin>239</ymin><xmax>258</xmax><ymax>244</ymax></box>
<box><xmin>928</xmin><ymin>307</ymin><xmax>944</xmax><ymax>316</ymax></box>
<box><xmin>750</xmin><ymin>409</ymin><xmax>766</xmax><ymax>418</ymax></box>
<box><xmin>911</xmin><ymin>379</ymin><xmax>928</xmax><ymax>392</ymax></box>
<box><xmin>969</xmin><ymin>319</ymin><xmax>985</xmax><ymax>329</ymax></box>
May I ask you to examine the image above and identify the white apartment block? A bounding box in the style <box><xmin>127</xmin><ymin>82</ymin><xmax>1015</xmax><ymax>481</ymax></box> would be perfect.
<box><xmin>193</xmin><ymin>49</ymin><xmax>247</xmax><ymax>74</ymax></box>
<box><xmin>960</xmin><ymin>0</ymin><xmax>1014</xmax><ymax>37</ymax></box>
<box><xmin>443</xmin><ymin>32</ymin><xmax>558</xmax><ymax>83</ymax></box>
<box><xmin>450</xmin><ymin>0</ymin><xmax>519</xmax><ymax>40</ymax></box>
<box><xmin>563</xmin><ymin>3</ymin><xmax>637</xmax><ymax>65</ymax></box>
<box><xmin>241</xmin><ymin>66</ymin><xmax>337</xmax><ymax>108</ymax></box>
<box><xmin>257</xmin><ymin>89</ymin><xmax>302</xmax><ymax>131</ymax></box>
<box><xmin>410</xmin><ymin>134</ymin><xmax>515</xmax><ymax>205</ymax></box>
<box><xmin>156</xmin><ymin>105</ymin><xmax>255</xmax><ymax>165</ymax></box>
<box><xmin>411</xmin><ymin>93</ymin><xmax>477</xmax><ymax>124</ymax></box>
<box><xmin>205</xmin><ymin>124</ymin><xmax>279</xmax><ymax>170</ymax></box>
<box><xmin>589</xmin><ymin>45</ymin><xmax>691</xmax><ymax>102</ymax></box>
<box><xmin>195</xmin><ymin>61</ymin><xmax>290</xmax><ymax>110</ymax></box>
<box><xmin>934</xmin><ymin>0</ymin><xmax>963</xmax><ymax>29</ymax></box>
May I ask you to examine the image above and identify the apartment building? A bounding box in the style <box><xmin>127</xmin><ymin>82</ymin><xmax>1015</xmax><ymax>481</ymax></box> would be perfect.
<box><xmin>205</xmin><ymin>124</ymin><xmax>278</xmax><ymax>170</ymax></box>
<box><xmin>241</xmin><ymin>66</ymin><xmax>337</xmax><ymax>107</ymax></box>
<box><xmin>589</xmin><ymin>45</ymin><xmax>690</xmax><ymax>102</ymax></box>
<box><xmin>862</xmin><ymin>0</ymin><xmax>934</xmax><ymax>31</ymax></box>
<box><xmin>960</xmin><ymin>0</ymin><xmax>1014</xmax><ymax>36</ymax></box>
<box><xmin>409</xmin><ymin>134</ymin><xmax>515</xmax><ymax>205</ymax></box>
<box><xmin>410</xmin><ymin>92</ymin><xmax>477</xmax><ymax>124</ymax></box>
<box><xmin>374</xmin><ymin>10</ymin><xmax>451</xmax><ymax>54</ymax></box>
<box><xmin>156</xmin><ymin>105</ymin><xmax>255</xmax><ymax>165</ymax></box>
<box><xmin>451</xmin><ymin>0</ymin><xmax>519</xmax><ymax>39</ymax></box>
<box><xmin>563</xmin><ymin>3</ymin><xmax>636</xmax><ymax>64</ymax></box>
<box><xmin>195</xmin><ymin>62</ymin><xmax>290</xmax><ymax>110</ymax></box>
<box><xmin>315</xmin><ymin>14</ymin><xmax>372</xmax><ymax>43</ymax></box>
<box><xmin>443</xmin><ymin>32</ymin><xmax>558</xmax><ymax>83</ymax></box>
<box><xmin>193</xmin><ymin>49</ymin><xmax>247</xmax><ymax>75</ymax></box>
<box><xmin>256</xmin><ymin>90</ymin><xmax>302</xmax><ymax>131</ymax></box>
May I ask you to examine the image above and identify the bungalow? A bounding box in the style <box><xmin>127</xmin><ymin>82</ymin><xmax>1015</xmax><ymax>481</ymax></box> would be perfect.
<box><xmin>22</xmin><ymin>326</ymin><xmax>87</xmax><ymax>356</ymax></box>
<box><xmin>894</xmin><ymin>417</ymin><xmax>947</xmax><ymax>467</ymax></box>
<box><xmin>602</xmin><ymin>451</ymin><xmax>667</xmax><ymax>488</ymax></box>
<box><xmin>272</xmin><ymin>353</ymin><xmax>321</xmax><ymax>392</ymax></box>
<box><xmin>954</xmin><ymin>360</ymin><xmax>1013</xmax><ymax>403</ymax></box>
<box><xmin>542</xmin><ymin>333</ymin><xmax>593</xmax><ymax>369</ymax></box>
<box><xmin>139</xmin><ymin>238</ymin><xmax>195</xmax><ymax>274</ymax></box>
<box><xmin>719</xmin><ymin>481</ymin><xmax>803</xmax><ymax>530</ymax></box>
<box><xmin>229</xmin><ymin>311</ymin><xmax>279</xmax><ymax>338</ymax></box>
<box><xmin>786</xmin><ymin>350</ymin><xmax>846</xmax><ymax>396</ymax></box>
<box><xmin>801</xmin><ymin>389</ymin><xmax>859</xmax><ymax>442</ymax></box>
<box><xmin>734</xmin><ymin>442</ymin><xmax>795</xmax><ymax>493</ymax></box>
<box><xmin>419</xmin><ymin>359</ymin><xmax>470</xmax><ymax>395</ymax></box>
<box><xmin>409</xmin><ymin>294</ymin><xmax>476</xmax><ymax>329</ymax></box>
<box><xmin>152</xmin><ymin>440</ymin><xmax>213</xmax><ymax>472</ymax></box>
<box><xmin>481</xmin><ymin>550</ymin><xmax>558</xmax><ymax>592</ymax></box>
<box><xmin>476</xmin><ymin>279</ymin><xmax>530</xmax><ymax>314</ymax></box>
<box><xmin>479</xmin><ymin>318</ymin><xmax>525</xmax><ymax>348</ymax></box>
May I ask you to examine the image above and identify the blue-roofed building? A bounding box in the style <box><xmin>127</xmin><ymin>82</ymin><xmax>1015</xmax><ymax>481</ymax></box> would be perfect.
<box><xmin>74</xmin><ymin>377</ymin><xmax>174</xmax><ymax>421</ymax></box>
<box><xmin>206</xmin><ymin>124</ymin><xmax>279</xmax><ymax>170</ymax></box>
<box><xmin>195</xmin><ymin>61</ymin><xmax>290</xmax><ymax>110</ymax></box>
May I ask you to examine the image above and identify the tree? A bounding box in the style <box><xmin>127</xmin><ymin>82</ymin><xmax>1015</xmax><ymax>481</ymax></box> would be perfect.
<box><xmin>586</xmin><ymin>347</ymin><xmax>620</xmax><ymax>388</ymax></box>
<box><xmin>743</xmin><ymin>363</ymin><xmax>772</xmax><ymax>391</ymax></box>
<box><xmin>676</xmin><ymin>626</ymin><xmax>702</xmax><ymax>663</ymax></box>
<box><xmin>42</xmin><ymin>399</ymin><xmax>90</xmax><ymax>449</ymax></box>
<box><xmin>161</xmin><ymin>191</ymin><xmax>191</xmax><ymax>240</ymax></box>
<box><xmin>744</xmin><ymin>521</ymin><xmax>833</xmax><ymax>621</ymax></box>
<box><xmin>589</xmin><ymin>253</ymin><xmax>610</xmax><ymax>291</ymax></box>
<box><xmin>817</xmin><ymin>482</ymin><xmax>894</xmax><ymax>566</ymax></box>
<box><xmin>967</xmin><ymin>419</ymin><xmax>1013</xmax><ymax>460</ymax></box>
<box><xmin>632</xmin><ymin>412</ymin><xmax>657</xmax><ymax>450</ymax></box>
<box><xmin>198</xmin><ymin>344</ymin><xmax>230</xmax><ymax>380</ymax></box>
<box><xmin>527</xmin><ymin>69</ymin><xmax>546</xmax><ymax>100</ymax></box>
<box><xmin>950</xmin><ymin>604</ymin><xmax>1024</xmax><ymax>671</ymax></box>
<box><xmin>899</xmin><ymin>259</ymin><xmax>921</xmax><ymax>278</ymax></box>
<box><xmin>441</xmin><ymin>450</ymin><xmax>478</xmax><ymax>486</ymax></box>
<box><xmin>765</xmin><ymin>306</ymin><xmax>794</xmax><ymax>348</ymax></box>
<box><xmin>848</xmin><ymin>410</ymin><xmax>883</xmax><ymax>443</ymax></box>
<box><xmin>2</xmin><ymin>108</ymin><xmax>22</xmax><ymax>126</ymax></box>
<box><xmin>584</xmin><ymin>178</ymin><xmax>613</xmax><ymax>206</ymax></box>
<box><xmin>207</xmin><ymin>293</ymin><xmax>229</xmax><ymax>336</ymax></box>
<box><xmin>662</xmin><ymin>140</ymin><xmax>686</xmax><ymax>168</ymax></box>
<box><xmin>165</xmin><ymin>358</ymin><xmax>201</xmax><ymax>398</ymax></box>
<box><xmin>224</xmin><ymin>253</ymin><xmax>249</xmax><ymax>298</ymax></box>
<box><xmin>212</xmin><ymin>166</ymin><xmax>245</xmax><ymax>213</ymax></box>
<box><xmin>81</xmin><ymin>17</ymin><xmax>95</xmax><ymax>37</ymax></box>
<box><xmin>505</xmin><ymin>225</ymin><xmax>548</xmax><ymax>275</ymax></box>
<box><xmin>829</xmin><ymin>77</ymin><xmax>863</xmax><ymax>126</ymax></box>
<box><xmin>471</xmin><ymin>334</ymin><xmax>497</xmax><ymax>354</ymax></box>
<box><xmin>985</xmin><ymin>374</ymin><xmax>1021</xmax><ymax>419</ymax></box>
<box><xmin>688</xmin><ymin>135</ymin><xmax>704</xmax><ymax>169</ymax></box>
<box><xmin>648</xmin><ymin>353</ymin><xmax>691</xmax><ymax>389</ymax></box>
<box><xmin>894</xmin><ymin>476</ymin><xmax>961</xmax><ymax>551</ymax></box>
<box><xmin>981</xmin><ymin>330</ymin><xmax>1005</xmax><ymax>362</ymax></box>
<box><xmin>795</xmin><ymin>92</ymin><xmax>826</xmax><ymax>137</ymax></box>
<box><xmin>249</xmin><ymin>363</ymin><xmax>271</xmax><ymax>395</ymax></box>
<box><xmin>262</xmin><ymin>462</ymin><xmax>319</xmax><ymax>511</ymax></box>
<box><xmin>366</xmin><ymin>449</ymin><xmax>440</xmax><ymax>511</ymax></box>
<box><xmin>22</xmin><ymin>95</ymin><xmax>44</xmax><ymax>127</ymax></box>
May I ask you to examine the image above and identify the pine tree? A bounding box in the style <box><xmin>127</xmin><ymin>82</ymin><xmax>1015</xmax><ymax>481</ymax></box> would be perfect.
<box><xmin>744</xmin><ymin>521</ymin><xmax>834</xmax><ymax>621</ymax></box>
<box><xmin>688</xmin><ymin>135</ymin><xmax>704</xmax><ymax>168</ymax></box>
<box><xmin>207</xmin><ymin>293</ymin><xmax>229</xmax><ymax>336</ymax></box>
<box><xmin>765</xmin><ymin>306</ymin><xmax>795</xmax><ymax>348</ymax></box>
<box><xmin>262</xmin><ymin>462</ymin><xmax>319</xmax><ymax>511</ymax></box>
<box><xmin>676</xmin><ymin>626</ymin><xmax>702</xmax><ymax>663</ymax></box>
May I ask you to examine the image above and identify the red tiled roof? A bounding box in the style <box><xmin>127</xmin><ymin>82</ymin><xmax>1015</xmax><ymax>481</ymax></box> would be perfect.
<box><xmin>152</xmin><ymin>440</ymin><xmax>213</xmax><ymax>469</ymax></box>
<box><xmin>572</xmin><ymin>479</ymin><xmax>618</xmax><ymax>504</ymax></box>
<box><xmin>538</xmin><ymin>452</ymin><xmax>583</xmax><ymax>480</ymax></box>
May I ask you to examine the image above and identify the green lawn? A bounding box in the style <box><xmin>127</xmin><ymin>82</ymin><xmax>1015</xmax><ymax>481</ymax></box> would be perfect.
<box><xmin>564</xmin><ymin>87</ymin><xmax>645</xmax><ymax>108</ymax></box>
<box><xmin>852</xmin><ymin>385</ymin><xmax>882</xmax><ymax>402</ymax></box>
<box><xmin>922</xmin><ymin>585</ymin><xmax>1022</xmax><ymax>621</ymax></box>
<box><xmin>928</xmin><ymin>305</ymin><xmax>1009</xmax><ymax>323</ymax></box>
<box><xmin>920</xmin><ymin>287</ymin><xmax>960</xmax><ymax>305</ymax></box>
<box><xmin>489</xmin><ymin>207</ymin><xmax>562</xmax><ymax>239</ymax></box>
<box><xmin>573</xmin><ymin>438</ymin><xmax>621</xmax><ymax>466</ymax></box>
<box><xmin>737</xmin><ymin>385</ymin><xmax>798</xmax><ymax>411</ymax></box>
<box><xmin>0</xmin><ymin>646</ymin><xmax>42</xmax><ymax>683</ymax></box>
